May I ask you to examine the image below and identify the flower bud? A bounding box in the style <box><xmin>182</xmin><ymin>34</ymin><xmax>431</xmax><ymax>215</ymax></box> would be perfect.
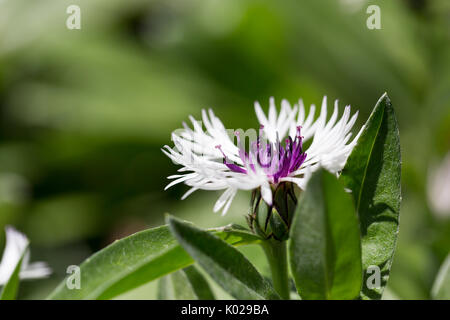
<box><xmin>247</xmin><ymin>182</ymin><xmax>298</xmax><ymax>241</ymax></box>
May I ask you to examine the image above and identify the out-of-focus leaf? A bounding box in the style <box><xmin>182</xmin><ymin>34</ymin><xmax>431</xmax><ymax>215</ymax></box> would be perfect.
<box><xmin>167</xmin><ymin>216</ymin><xmax>279</xmax><ymax>300</ymax></box>
<box><xmin>0</xmin><ymin>250</ymin><xmax>25</xmax><ymax>300</ymax></box>
<box><xmin>48</xmin><ymin>223</ymin><xmax>258</xmax><ymax>300</ymax></box>
<box><xmin>431</xmin><ymin>254</ymin><xmax>450</xmax><ymax>299</ymax></box>
<box><xmin>289</xmin><ymin>169</ymin><xmax>362</xmax><ymax>300</ymax></box>
<box><xmin>25</xmin><ymin>194</ymin><xmax>102</xmax><ymax>246</ymax></box>
<box><xmin>158</xmin><ymin>269</ymin><xmax>198</xmax><ymax>300</ymax></box>
<box><xmin>341</xmin><ymin>93</ymin><xmax>401</xmax><ymax>299</ymax></box>
<box><xmin>158</xmin><ymin>265</ymin><xmax>215</xmax><ymax>300</ymax></box>
<box><xmin>183</xmin><ymin>265</ymin><xmax>215</xmax><ymax>300</ymax></box>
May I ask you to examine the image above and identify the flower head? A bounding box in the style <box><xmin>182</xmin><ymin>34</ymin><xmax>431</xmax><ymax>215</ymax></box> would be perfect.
<box><xmin>215</xmin><ymin>124</ymin><xmax>307</xmax><ymax>184</ymax></box>
<box><xmin>0</xmin><ymin>226</ymin><xmax>51</xmax><ymax>286</ymax></box>
<box><xmin>162</xmin><ymin>97</ymin><xmax>363</xmax><ymax>215</ymax></box>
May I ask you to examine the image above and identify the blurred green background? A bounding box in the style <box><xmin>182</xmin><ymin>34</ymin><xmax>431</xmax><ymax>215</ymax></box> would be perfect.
<box><xmin>0</xmin><ymin>0</ymin><xmax>449</xmax><ymax>299</ymax></box>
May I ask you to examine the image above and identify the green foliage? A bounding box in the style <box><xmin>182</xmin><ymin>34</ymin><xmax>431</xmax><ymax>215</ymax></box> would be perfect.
<box><xmin>341</xmin><ymin>93</ymin><xmax>401</xmax><ymax>299</ymax></box>
<box><xmin>48</xmin><ymin>224</ymin><xmax>258</xmax><ymax>300</ymax></box>
<box><xmin>289</xmin><ymin>169</ymin><xmax>362</xmax><ymax>300</ymax></box>
<box><xmin>158</xmin><ymin>270</ymin><xmax>197</xmax><ymax>300</ymax></box>
<box><xmin>0</xmin><ymin>0</ymin><xmax>446</xmax><ymax>300</ymax></box>
<box><xmin>158</xmin><ymin>265</ymin><xmax>215</xmax><ymax>300</ymax></box>
<box><xmin>182</xmin><ymin>266</ymin><xmax>216</xmax><ymax>300</ymax></box>
<box><xmin>167</xmin><ymin>216</ymin><xmax>280</xmax><ymax>300</ymax></box>
<box><xmin>45</xmin><ymin>94</ymin><xmax>404</xmax><ymax>301</ymax></box>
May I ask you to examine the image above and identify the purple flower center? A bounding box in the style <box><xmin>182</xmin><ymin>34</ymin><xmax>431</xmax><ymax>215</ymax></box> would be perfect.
<box><xmin>216</xmin><ymin>126</ymin><xmax>307</xmax><ymax>184</ymax></box>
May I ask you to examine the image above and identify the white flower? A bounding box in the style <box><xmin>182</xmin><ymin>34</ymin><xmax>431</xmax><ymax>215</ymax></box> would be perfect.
<box><xmin>162</xmin><ymin>96</ymin><xmax>363</xmax><ymax>215</ymax></box>
<box><xmin>427</xmin><ymin>152</ymin><xmax>450</xmax><ymax>219</ymax></box>
<box><xmin>0</xmin><ymin>226</ymin><xmax>51</xmax><ymax>286</ymax></box>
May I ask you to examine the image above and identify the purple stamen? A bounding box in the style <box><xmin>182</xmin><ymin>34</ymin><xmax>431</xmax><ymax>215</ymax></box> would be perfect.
<box><xmin>216</xmin><ymin>145</ymin><xmax>247</xmax><ymax>174</ymax></box>
<box><xmin>218</xmin><ymin>127</ymin><xmax>307</xmax><ymax>183</ymax></box>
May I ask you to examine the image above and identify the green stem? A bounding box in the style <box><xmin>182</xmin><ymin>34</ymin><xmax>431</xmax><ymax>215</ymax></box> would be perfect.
<box><xmin>261</xmin><ymin>239</ymin><xmax>290</xmax><ymax>300</ymax></box>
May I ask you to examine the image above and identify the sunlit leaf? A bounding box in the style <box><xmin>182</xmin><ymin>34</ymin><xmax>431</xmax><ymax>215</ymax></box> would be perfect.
<box><xmin>48</xmin><ymin>223</ymin><xmax>258</xmax><ymax>300</ymax></box>
<box><xmin>289</xmin><ymin>169</ymin><xmax>362</xmax><ymax>300</ymax></box>
<box><xmin>341</xmin><ymin>93</ymin><xmax>401</xmax><ymax>299</ymax></box>
<box><xmin>167</xmin><ymin>216</ymin><xmax>280</xmax><ymax>300</ymax></box>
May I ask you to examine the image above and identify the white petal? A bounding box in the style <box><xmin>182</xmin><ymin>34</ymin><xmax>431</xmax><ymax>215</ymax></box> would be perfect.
<box><xmin>221</xmin><ymin>189</ymin><xmax>237</xmax><ymax>216</ymax></box>
<box><xmin>290</xmin><ymin>98</ymin><xmax>361</xmax><ymax>185</ymax></box>
<box><xmin>20</xmin><ymin>261</ymin><xmax>52</xmax><ymax>280</ymax></box>
<box><xmin>297</xmin><ymin>99</ymin><xmax>305</xmax><ymax>125</ymax></box>
<box><xmin>164</xmin><ymin>173</ymin><xmax>198</xmax><ymax>190</ymax></box>
<box><xmin>213</xmin><ymin>188</ymin><xmax>234</xmax><ymax>212</ymax></box>
<box><xmin>268</xmin><ymin>97</ymin><xmax>277</xmax><ymax>127</ymax></box>
<box><xmin>0</xmin><ymin>226</ymin><xmax>51</xmax><ymax>286</ymax></box>
<box><xmin>280</xmin><ymin>176</ymin><xmax>308</xmax><ymax>189</ymax></box>
<box><xmin>213</xmin><ymin>188</ymin><xmax>237</xmax><ymax>216</ymax></box>
<box><xmin>254</xmin><ymin>101</ymin><xmax>268</xmax><ymax>127</ymax></box>
<box><xmin>0</xmin><ymin>226</ymin><xmax>29</xmax><ymax>285</ymax></box>
<box><xmin>181</xmin><ymin>187</ymin><xmax>199</xmax><ymax>200</ymax></box>
<box><xmin>256</xmin><ymin>97</ymin><xmax>298</xmax><ymax>143</ymax></box>
<box><xmin>161</xmin><ymin>109</ymin><xmax>249</xmax><ymax>213</ymax></box>
<box><xmin>260</xmin><ymin>181</ymin><xmax>273</xmax><ymax>205</ymax></box>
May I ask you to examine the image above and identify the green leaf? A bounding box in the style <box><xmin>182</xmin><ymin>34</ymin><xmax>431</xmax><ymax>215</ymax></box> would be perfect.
<box><xmin>48</xmin><ymin>223</ymin><xmax>259</xmax><ymax>300</ymax></box>
<box><xmin>431</xmin><ymin>254</ymin><xmax>450</xmax><ymax>299</ymax></box>
<box><xmin>289</xmin><ymin>169</ymin><xmax>362</xmax><ymax>300</ymax></box>
<box><xmin>167</xmin><ymin>216</ymin><xmax>280</xmax><ymax>300</ymax></box>
<box><xmin>0</xmin><ymin>250</ymin><xmax>26</xmax><ymax>300</ymax></box>
<box><xmin>158</xmin><ymin>265</ymin><xmax>215</xmax><ymax>300</ymax></box>
<box><xmin>183</xmin><ymin>265</ymin><xmax>215</xmax><ymax>300</ymax></box>
<box><xmin>211</xmin><ymin>224</ymin><xmax>261</xmax><ymax>246</ymax></box>
<box><xmin>341</xmin><ymin>93</ymin><xmax>401</xmax><ymax>299</ymax></box>
<box><xmin>158</xmin><ymin>271</ymin><xmax>197</xmax><ymax>300</ymax></box>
